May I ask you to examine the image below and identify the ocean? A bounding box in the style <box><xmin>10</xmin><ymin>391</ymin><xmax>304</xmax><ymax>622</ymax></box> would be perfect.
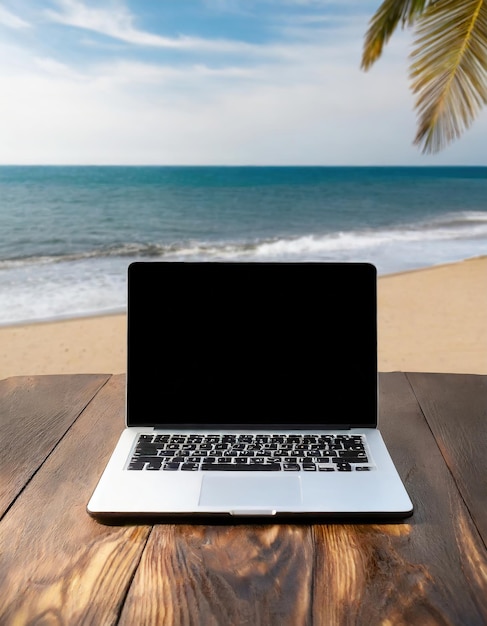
<box><xmin>1</xmin><ymin>165</ymin><xmax>486</xmax><ymax>326</ymax></box>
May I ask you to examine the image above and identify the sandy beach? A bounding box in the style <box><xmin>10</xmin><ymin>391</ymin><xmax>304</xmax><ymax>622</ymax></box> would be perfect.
<box><xmin>1</xmin><ymin>256</ymin><xmax>486</xmax><ymax>379</ymax></box>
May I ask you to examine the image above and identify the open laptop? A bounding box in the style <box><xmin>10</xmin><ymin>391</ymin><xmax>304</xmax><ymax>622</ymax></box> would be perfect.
<box><xmin>87</xmin><ymin>261</ymin><xmax>413</xmax><ymax>522</ymax></box>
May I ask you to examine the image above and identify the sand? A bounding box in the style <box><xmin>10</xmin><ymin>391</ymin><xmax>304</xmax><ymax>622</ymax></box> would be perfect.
<box><xmin>377</xmin><ymin>256</ymin><xmax>487</xmax><ymax>374</ymax></box>
<box><xmin>1</xmin><ymin>256</ymin><xmax>486</xmax><ymax>379</ymax></box>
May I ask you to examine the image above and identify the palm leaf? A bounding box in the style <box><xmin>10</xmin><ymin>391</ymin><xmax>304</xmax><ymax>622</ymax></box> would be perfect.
<box><xmin>361</xmin><ymin>0</ymin><xmax>432</xmax><ymax>70</ymax></box>
<box><xmin>410</xmin><ymin>0</ymin><xmax>487</xmax><ymax>153</ymax></box>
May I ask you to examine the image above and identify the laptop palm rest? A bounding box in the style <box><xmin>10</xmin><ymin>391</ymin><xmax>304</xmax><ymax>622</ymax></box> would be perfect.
<box><xmin>199</xmin><ymin>475</ymin><xmax>302</xmax><ymax>511</ymax></box>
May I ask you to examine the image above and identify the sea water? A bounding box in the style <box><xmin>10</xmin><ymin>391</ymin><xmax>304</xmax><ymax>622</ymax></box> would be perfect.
<box><xmin>1</xmin><ymin>165</ymin><xmax>486</xmax><ymax>325</ymax></box>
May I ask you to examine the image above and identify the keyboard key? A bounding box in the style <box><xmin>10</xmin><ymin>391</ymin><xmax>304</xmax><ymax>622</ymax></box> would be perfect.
<box><xmin>128</xmin><ymin>461</ymin><xmax>145</xmax><ymax>470</ymax></box>
<box><xmin>283</xmin><ymin>464</ymin><xmax>300</xmax><ymax>471</ymax></box>
<box><xmin>132</xmin><ymin>455</ymin><xmax>159</xmax><ymax>464</ymax></box>
<box><xmin>181</xmin><ymin>462</ymin><xmax>199</xmax><ymax>471</ymax></box>
<box><xmin>201</xmin><ymin>463</ymin><xmax>281</xmax><ymax>471</ymax></box>
<box><xmin>163</xmin><ymin>462</ymin><xmax>180</xmax><ymax>471</ymax></box>
<box><xmin>338</xmin><ymin>450</ymin><xmax>368</xmax><ymax>460</ymax></box>
<box><xmin>146</xmin><ymin>460</ymin><xmax>163</xmax><ymax>470</ymax></box>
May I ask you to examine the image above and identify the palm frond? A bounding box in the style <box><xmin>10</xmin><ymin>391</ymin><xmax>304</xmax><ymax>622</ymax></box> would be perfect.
<box><xmin>410</xmin><ymin>0</ymin><xmax>487</xmax><ymax>153</ymax></box>
<box><xmin>362</xmin><ymin>0</ymin><xmax>431</xmax><ymax>70</ymax></box>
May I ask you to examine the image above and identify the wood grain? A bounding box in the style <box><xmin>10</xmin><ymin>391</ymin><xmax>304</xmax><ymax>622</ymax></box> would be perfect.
<box><xmin>119</xmin><ymin>523</ymin><xmax>314</xmax><ymax>626</ymax></box>
<box><xmin>373</xmin><ymin>373</ymin><xmax>487</xmax><ymax>625</ymax></box>
<box><xmin>0</xmin><ymin>374</ymin><xmax>151</xmax><ymax>625</ymax></box>
<box><xmin>118</xmin><ymin>375</ymin><xmax>487</xmax><ymax>625</ymax></box>
<box><xmin>406</xmin><ymin>372</ymin><xmax>487</xmax><ymax>543</ymax></box>
<box><xmin>0</xmin><ymin>374</ymin><xmax>110</xmax><ymax>518</ymax></box>
<box><xmin>0</xmin><ymin>372</ymin><xmax>485</xmax><ymax>626</ymax></box>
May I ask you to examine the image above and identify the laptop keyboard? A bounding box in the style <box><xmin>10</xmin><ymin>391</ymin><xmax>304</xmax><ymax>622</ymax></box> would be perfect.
<box><xmin>127</xmin><ymin>433</ymin><xmax>373</xmax><ymax>472</ymax></box>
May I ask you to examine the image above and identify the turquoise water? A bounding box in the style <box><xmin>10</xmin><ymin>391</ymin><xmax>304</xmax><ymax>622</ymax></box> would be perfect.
<box><xmin>1</xmin><ymin>165</ymin><xmax>486</xmax><ymax>324</ymax></box>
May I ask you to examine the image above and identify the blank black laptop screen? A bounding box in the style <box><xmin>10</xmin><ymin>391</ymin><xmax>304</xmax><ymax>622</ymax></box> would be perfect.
<box><xmin>127</xmin><ymin>262</ymin><xmax>377</xmax><ymax>429</ymax></box>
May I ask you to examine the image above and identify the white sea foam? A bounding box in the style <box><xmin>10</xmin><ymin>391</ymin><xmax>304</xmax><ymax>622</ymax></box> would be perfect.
<box><xmin>1</xmin><ymin>210</ymin><xmax>486</xmax><ymax>325</ymax></box>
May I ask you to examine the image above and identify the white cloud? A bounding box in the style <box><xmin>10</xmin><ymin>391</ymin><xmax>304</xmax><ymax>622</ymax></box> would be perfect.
<box><xmin>0</xmin><ymin>6</ymin><xmax>30</xmax><ymax>29</ymax></box>
<box><xmin>44</xmin><ymin>0</ymin><xmax>263</xmax><ymax>53</ymax></box>
<box><xmin>45</xmin><ymin>0</ymin><xmax>181</xmax><ymax>46</ymax></box>
<box><xmin>0</xmin><ymin>37</ymin><xmax>418</xmax><ymax>166</ymax></box>
<box><xmin>34</xmin><ymin>56</ymin><xmax>86</xmax><ymax>80</ymax></box>
<box><xmin>0</xmin><ymin>2</ymin><xmax>485</xmax><ymax>165</ymax></box>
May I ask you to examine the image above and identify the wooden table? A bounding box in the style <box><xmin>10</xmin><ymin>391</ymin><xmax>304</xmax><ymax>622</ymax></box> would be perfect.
<box><xmin>0</xmin><ymin>372</ymin><xmax>486</xmax><ymax>625</ymax></box>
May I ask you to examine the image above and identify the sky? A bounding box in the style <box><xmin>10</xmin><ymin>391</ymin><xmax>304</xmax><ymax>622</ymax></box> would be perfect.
<box><xmin>0</xmin><ymin>0</ymin><xmax>485</xmax><ymax>166</ymax></box>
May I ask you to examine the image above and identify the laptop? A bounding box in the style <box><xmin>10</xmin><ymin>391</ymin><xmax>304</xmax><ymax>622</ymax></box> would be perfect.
<box><xmin>87</xmin><ymin>261</ymin><xmax>413</xmax><ymax>522</ymax></box>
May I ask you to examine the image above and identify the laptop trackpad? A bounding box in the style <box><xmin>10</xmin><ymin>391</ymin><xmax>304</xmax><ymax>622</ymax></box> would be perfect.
<box><xmin>199</xmin><ymin>474</ymin><xmax>302</xmax><ymax>509</ymax></box>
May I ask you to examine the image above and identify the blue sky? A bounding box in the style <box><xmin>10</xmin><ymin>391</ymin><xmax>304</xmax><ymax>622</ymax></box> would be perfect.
<box><xmin>0</xmin><ymin>0</ymin><xmax>485</xmax><ymax>165</ymax></box>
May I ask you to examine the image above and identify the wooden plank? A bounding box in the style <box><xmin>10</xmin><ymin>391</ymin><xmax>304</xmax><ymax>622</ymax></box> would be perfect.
<box><xmin>0</xmin><ymin>374</ymin><xmax>110</xmax><ymax>518</ymax></box>
<box><xmin>310</xmin><ymin>374</ymin><xmax>486</xmax><ymax>625</ymax></box>
<box><xmin>304</xmin><ymin>373</ymin><xmax>487</xmax><ymax>626</ymax></box>
<box><xmin>407</xmin><ymin>372</ymin><xmax>487</xmax><ymax>544</ymax></box>
<box><xmin>0</xmin><ymin>374</ymin><xmax>151</xmax><ymax>626</ymax></box>
<box><xmin>119</xmin><ymin>373</ymin><xmax>486</xmax><ymax>625</ymax></box>
<box><xmin>119</xmin><ymin>523</ymin><xmax>315</xmax><ymax>625</ymax></box>
<box><xmin>335</xmin><ymin>371</ymin><xmax>487</xmax><ymax>625</ymax></box>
